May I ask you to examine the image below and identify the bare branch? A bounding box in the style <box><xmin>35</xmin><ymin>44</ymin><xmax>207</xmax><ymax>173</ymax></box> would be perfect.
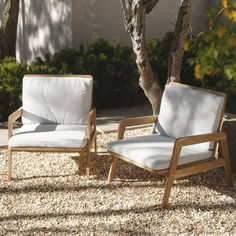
<box><xmin>120</xmin><ymin>0</ymin><xmax>134</xmax><ymax>33</ymax></box>
<box><xmin>145</xmin><ymin>0</ymin><xmax>160</xmax><ymax>14</ymax></box>
<box><xmin>209</xmin><ymin>8</ymin><xmax>225</xmax><ymax>31</ymax></box>
<box><xmin>167</xmin><ymin>0</ymin><xmax>192</xmax><ymax>83</ymax></box>
<box><xmin>0</xmin><ymin>0</ymin><xmax>20</xmax><ymax>59</ymax></box>
<box><xmin>120</xmin><ymin>0</ymin><xmax>162</xmax><ymax>114</ymax></box>
<box><xmin>120</xmin><ymin>0</ymin><xmax>132</xmax><ymax>17</ymax></box>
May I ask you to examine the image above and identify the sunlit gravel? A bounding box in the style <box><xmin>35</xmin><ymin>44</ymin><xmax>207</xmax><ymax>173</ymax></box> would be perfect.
<box><xmin>0</xmin><ymin>127</ymin><xmax>235</xmax><ymax>235</ymax></box>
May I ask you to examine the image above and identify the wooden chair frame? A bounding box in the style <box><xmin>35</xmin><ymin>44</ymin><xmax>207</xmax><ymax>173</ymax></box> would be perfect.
<box><xmin>108</xmin><ymin>84</ymin><xmax>233</xmax><ymax>208</ymax></box>
<box><xmin>7</xmin><ymin>75</ymin><xmax>96</xmax><ymax>181</ymax></box>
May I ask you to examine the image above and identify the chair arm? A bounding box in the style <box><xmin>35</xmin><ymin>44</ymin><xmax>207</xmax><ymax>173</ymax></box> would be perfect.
<box><xmin>175</xmin><ymin>132</ymin><xmax>227</xmax><ymax>147</ymax></box>
<box><xmin>86</xmin><ymin>108</ymin><xmax>96</xmax><ymax>141</ymax></box>
<box><xmin>117</xmin><ymin>115</ymin><xmax>158</xmax><ymax>140</ymax></box>
<box><xmin>8</xmin><ymin>106</ymin><xmax>23</xmax><ymax>139</ymax></box>
<box><xmin>168</xmin><ymin>132</ymin><xmax>227</xmax><ymax>175</ymax></box>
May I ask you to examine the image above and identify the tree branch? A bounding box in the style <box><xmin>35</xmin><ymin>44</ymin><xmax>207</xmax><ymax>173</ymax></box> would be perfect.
<box><xmin>119</xmin><ymin>0</ymin><xmax>162</xmax><ymax>114</ymax></box>
<box><xmin>120</xmin><ymin>0</ymin><xmax>134</xmax><ymax>33</ymax></box>
<box><xmin>209</xmin><ymin>8</ymin><xmax>225</xmax><ymax>31</ymax></box>
<box><xmin>167</xmin><ymin>0</ymin><xmax>192</xmax><ymax>83</ymax></box>
<box><xmin>145</xmin><ymin>0</ymin><xmax>160</xmax><ymax>14</ymax></box>
<box><xmin>0</xmin><ymin>0</ymin><xmax>20</xmax><ymax>59</ymax></box>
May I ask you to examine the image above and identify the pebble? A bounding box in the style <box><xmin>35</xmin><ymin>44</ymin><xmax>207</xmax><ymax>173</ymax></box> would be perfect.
<box><xmin>0</xmin><ymin>128</ymin><xmax>235</xmax><ymax>235</ymax></box>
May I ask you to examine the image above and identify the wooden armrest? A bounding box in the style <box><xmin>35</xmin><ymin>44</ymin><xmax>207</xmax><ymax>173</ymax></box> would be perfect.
<box><xmin>118</xmin><ymin>115</ymin><xmax>158</xmax><ymax>140</ymax></box>
<box><xmin>86</xmin><ymin>108</ymin><xmax>96</xmax><ymax>141</ymax></box>
<box><xmin>175</xmin><ymin>132</ymin><xmax>226</xmax><ymax>147</ymax></box>
<box><xmin>168</xmin><ymin>132</ymin><xmax>227</xmax><ymax>175</ymax></box>
<box><xmin>8</xmin><ymin>107</ymin><xmax>23</xmax><ymax>139</ymax></box>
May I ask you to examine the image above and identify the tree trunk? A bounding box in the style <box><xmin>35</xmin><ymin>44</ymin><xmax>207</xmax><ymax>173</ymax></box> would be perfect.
<box><xmin>120</xmin><ymin>0</ymin><xmax>162</xmax><ymax>115</ymax></box>
<box><xmin>167</xmin><ymin>0</ymin><xmax>192</xmax><ymax>83</ymax></box>
<box><xmin>0</xmin><ymin>0</ymin><xmax>20</xmax><ymax>60</ymax></box>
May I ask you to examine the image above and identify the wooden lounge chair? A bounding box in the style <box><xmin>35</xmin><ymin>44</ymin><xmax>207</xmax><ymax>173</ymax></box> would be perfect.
<box><xmin>107</xmin><ymin>82</ymin><xmax>232</xmax><ymax>208</ymax></box>
<box><xmin>8</xmin><ymin>74</ymin><xmax>96</xmax><ymax>181</ymax></box>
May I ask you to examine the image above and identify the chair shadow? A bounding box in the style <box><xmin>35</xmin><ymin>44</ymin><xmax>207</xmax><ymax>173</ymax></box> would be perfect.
<box><xmin>0</xmin><ymin>201</ymin><xmax>235</xmax><ymax>222</ymax></box>
<box><xmin>92</xmin><ymin>152</ymin><xmax>236</xmax><ymax>201</ymax></box>
<box><xmin>80</xmin><ymin>152</ymin><xmax>236</xmax><ymax>200</ymax></box>
<box><xmin>187</xmin><ymin>169</ymin><xmax>236</xmax><ymax>200</ymax></box>
<box><xmin>11</xmin><ymin>173</ymin><xmax>79</xmax><ymax>182</ymax></box>
<box><xmin>3</xmin><ymin>151</ymin><xmax>235</xmax><ymax>205</ymax></box>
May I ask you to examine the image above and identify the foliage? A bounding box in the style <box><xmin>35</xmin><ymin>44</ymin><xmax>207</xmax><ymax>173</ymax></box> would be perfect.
<box><xmin>0</xmin><ymin>39</ymin><xmax>142</xmax><ymax>121</ymax></box>
<box><xmin>147</xmin><ymin>32</ymin><xmax>174</xmax><ymax>89</ymax></box>
<box><xmin>76</xmin><ymin>39</ymin><xmax>140</xmax><ymax>108</ymax></box>
<box><xmin>147</xmin><ymin>32</ymin><xmax>197</xmax><ymax>89</ymax></box>
<box><xmin>0</xmin><ymin>57</ymin><xmax>27</xmax><ymax>120</ymax></box>
<box><xmin>186</xmin><ymin>0</ymin><xmax>236</xmax><ymax>112</ymax></box>
<box><xmin>29</xmin><ymin>48</ymin><xmax>83</xmax><ymax>75</ymax></box>
<box><xmin>29</xmin><ymin>39</ymin><xmax>140</xmax><ymax>109</ymax></box>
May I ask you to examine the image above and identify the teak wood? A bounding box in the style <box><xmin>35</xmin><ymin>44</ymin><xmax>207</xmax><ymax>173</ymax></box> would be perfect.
<box><xmin>107</xmin><ymin>82</ymin><xmax>233</xmax><ymax>208</ymax></box>
<box><xmin>8</xmin><ymin>107</ymin><xmax>96</xmax><ymax>181</ymax></box>
<box><xmin>7</xmin><ymin>75</ymin><xmax>96</xmax><ymax>181</ymax></box>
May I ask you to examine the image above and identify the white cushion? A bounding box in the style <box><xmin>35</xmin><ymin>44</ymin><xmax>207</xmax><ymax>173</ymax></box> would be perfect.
<box><xmin>22</xmin><ymin>75</ymin><xmax>93</xmax><ymax>125</ymax></box>
<box><xmin>9</xmin><ymin>124</ymin><xmax>87</xmax><ymax>148</ymax></box>
<box><xmin>156</xmin><ymin>83</ymin><xmax>225</xmax><ymax>139</ymax></box>
<box><xmin>107</xmin><ymin>134</ymin><xmax>212</xmax><ymax>171</ymax></box>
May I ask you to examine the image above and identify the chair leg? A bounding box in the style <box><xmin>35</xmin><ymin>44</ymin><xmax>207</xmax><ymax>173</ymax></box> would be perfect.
<box><xmin>86</xmin><ymin>150</ymin><xmax>91</xmax><ymax>180</ymax></box>
<box><xmin>94</xmin><ymin>134</ymin><xmax>97</xmax><ymax>154</ymax></box>
<box><xmin>220</xmin><ymin>139</ymin><xmax>233</xmax><ymax>186</ymax></box>
<box><xmin>224</xmin><ymin>164</ymin><xmax>233</xmax><ymax>187</ymax></box>
<box><xmin>223</xmin><ymin>154</ymin><xmax>233</xmax><ymax>187</ymax></box>
<box><xmin>71</xmin><ymin>156</ymin><xmax>81</xmax><ymax>173</ymax></box>
<box><xmin>108</xmin><ymin>155</ymin><xmax>118</xmax><ymax>183</ymax></box>
<box><xmin>162</xmin><ymin>174</ymin><xmax>175</xmax><ymax>208</ymax></box>
<box><xmin>7</xmin><ymin>148</ymin><xmax>13</xmax><ymax>182</ymax></box>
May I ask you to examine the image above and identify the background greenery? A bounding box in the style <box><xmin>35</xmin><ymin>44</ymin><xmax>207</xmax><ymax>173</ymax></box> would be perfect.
<box><xmin>1</xmin><ymin>0</ymin><xmax>236</xmax><ymax>121</ymax></box>
<box><xmin>0</xmin><ymin>57</ymin><xmax>27</xmax><ymax>121</ymax></box>
<box><xmin>187</xmin><ymin>0</ymin><xmax>236</xmax><ymax>113</ymax></box>
<box><xmin>0</xmin><ymin>40</ymin><xmax>144</xmax><ymax>121</ymax></box>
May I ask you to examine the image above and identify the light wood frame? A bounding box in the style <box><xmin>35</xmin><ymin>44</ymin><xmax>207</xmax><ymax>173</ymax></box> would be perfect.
<box><xmin>108</xmin><ymin>82</ymin><xmax>233</xmax><ymax>208</ymax></box>
<box><xmin>7</xmin><ymin>75</ymin><xmax>97</xmax><ymax>181</ymax></box>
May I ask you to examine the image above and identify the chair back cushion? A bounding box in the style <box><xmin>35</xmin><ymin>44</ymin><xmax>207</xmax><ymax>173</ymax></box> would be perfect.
<box><xmin>156</xmin><ymin>82</ymin><xmax>225</xmax><ymax>140</ymax></box>
<box><xmin>22</xmin><ymin>75</ymin><xmax>93</xmax><ymax>125</ymax></box>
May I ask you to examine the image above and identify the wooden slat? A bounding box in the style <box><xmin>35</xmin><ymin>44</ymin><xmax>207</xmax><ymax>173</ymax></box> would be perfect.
<box><xmin>117</xmin><ymin>115</ymin><xmax>158</xmax><ymax>139</ymax></box>
<box><xmin>8</xmin><ymin>106</ymin><xmax>23</xmax><ymax>139</ymax></box>
<box><xmin>10</xmin><ymin>146</ymin><xmax>88</xmax><ymax>152</ymax></box>
<box><xmin>24</xmin><ymin>74</ymin><xmax>92</xmax><ymax>79</ymax></box>
<box><xmin>174</xmin><ymin>159</ymin><xmax>225</xmax><ymax>179</ymax></box>
<box><xmin>170</xmin><ymin>81</ymin><xmax>227</xmax><ymax>98</ymax></box>
<box><xmin>108</xmin><ymin>151</ymin><xmax>168</xmax><ymax>175</ymax></box>
<box><xmin>175</xmin><ymin>132</ymin><xmax>226</xmax><ymax>147</ymax></box>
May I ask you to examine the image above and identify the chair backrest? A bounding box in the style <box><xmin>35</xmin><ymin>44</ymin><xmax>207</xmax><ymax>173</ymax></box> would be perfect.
<box><xmin>22</xmin><ymin>75</ymin><xmax>93</xmax><ymax>125</ymax></box>
<box><xmin>156</xmin><ymin>82</ymin><xmax>226</xmax><ymax>143</ymax></box>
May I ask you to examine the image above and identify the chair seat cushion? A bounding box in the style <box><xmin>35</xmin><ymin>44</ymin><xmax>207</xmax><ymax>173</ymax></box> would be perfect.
<box><xmin>107</xmin><ymin>134</ymin><xmax>212</xmax><ymax>171</ymax></box>
<box><xmin>9</xmin><ymin>124</ymin><xmax>88</xmax><ymax>148</ymax></box>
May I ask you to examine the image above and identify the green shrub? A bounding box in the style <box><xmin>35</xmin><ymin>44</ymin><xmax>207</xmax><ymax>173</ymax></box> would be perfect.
<box><xmin>147</xmin><ymin>9</ymin><xmax>236</xmax><ymax>114</ymax></box>
<box><xmin>2</xmin><ymin>30</ymin><xmax>236</xmax><ymax>122</ymax></box>
<box><xmin>81</xmin><ymin>39</ymin><xmax>140</xmax><ymax>108</ymax></box>
<box><xmin>0</xmin><ymin>57</ymin><xmax>27</xmax><ymax>121</ymax></box>
<box><xmin>29</xmin><ymin>47</ymin><xmax>83</xmax><ymax>74</ymax></box>
<box><xmin>0</xmin><ymin>39</ymin><xmax>144</xmax><ymax>121</ymax></box>
<box><xmin>187</xmin><ymin>1</ymin><xmax>236</xmax><ymax>113</ymax></box>
<box><xmin>147</xmin><ymin>32</ymin><xmax>174</xmax><ymax>89</ymax></box>
<box><xmin>147</xmin><ymin>32</ymin><xmax>198</xmax><ymax>89</ymax></box>
<box><xmin>29</xmin><ymin>39</ymin><xmax>142</xmax><ymax>109</ymax></box>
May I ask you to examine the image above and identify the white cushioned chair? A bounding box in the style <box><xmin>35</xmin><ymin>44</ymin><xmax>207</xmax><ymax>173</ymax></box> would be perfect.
<box><xmin>107</xmin><ymin>82</ymin><xmax>232</xmax><ymax>208</ymax></box>
<box><xmin>8</xmin><ymin>75</ymin><xmax>96</xmax><ymax>181</ymax></box>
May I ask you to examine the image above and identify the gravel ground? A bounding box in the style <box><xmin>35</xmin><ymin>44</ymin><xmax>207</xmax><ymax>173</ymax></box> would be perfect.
<box><xmin>0</xmin><ymin>127</ymin><xmax>235</xmax><ymax>235</ymax></box>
